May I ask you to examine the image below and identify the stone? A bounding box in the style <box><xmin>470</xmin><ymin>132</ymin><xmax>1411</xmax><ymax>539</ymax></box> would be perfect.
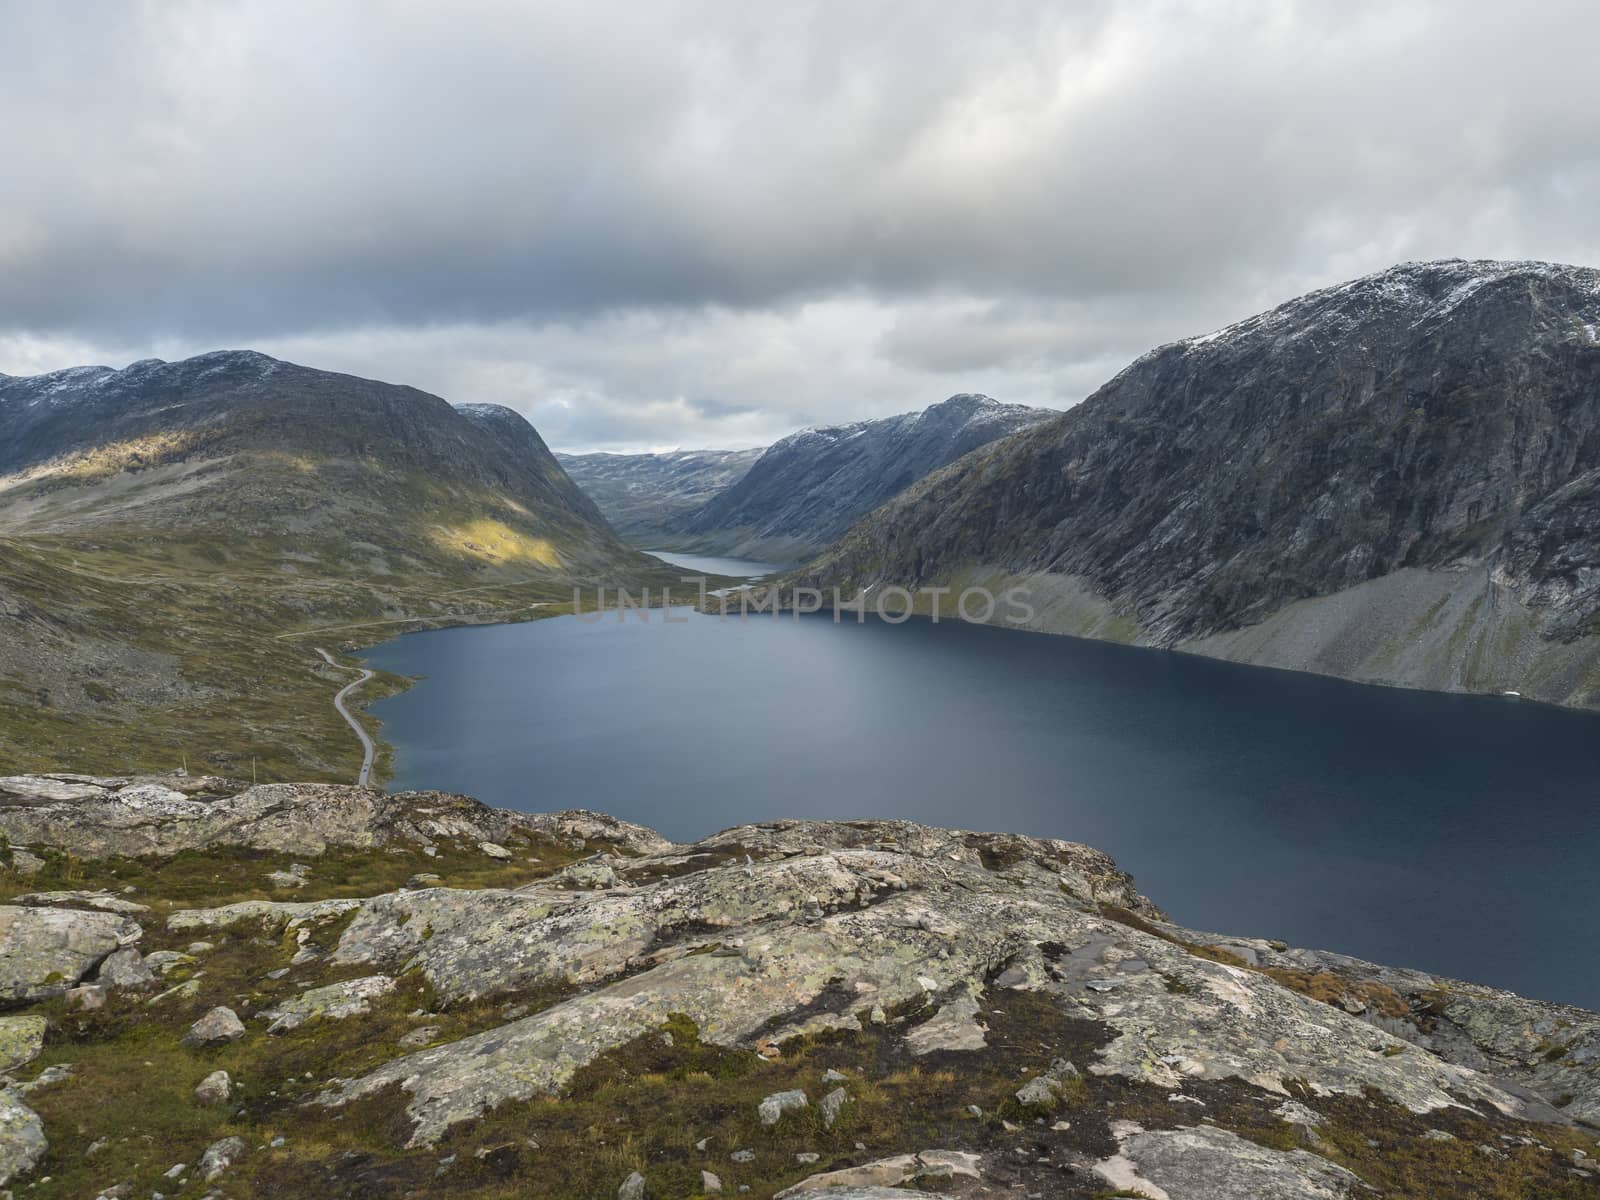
<box><xmin>7</xmin><ymin>849</ymin><xmax>44</xmax><ymax>877</ymax></box>
<box><xmin>144</xmin><ymin>950</ymin><xmax>196</xmax><ymax>974</ymax></box>
<box><xmin>903</xmin><ymin>987</ymin><xmax>987</xmax><ymax>1055</ymax></box>
<box><xmin>1014</xmin><ymin>1076</ymin><xmax>1061</xmax><ymax>1109</ymax></box>
<box><xmin>0</xmin><ymin>905</ymin><xmax>142</xmax><ymax>1002</ymax></box>
<box><xmin>97</xmin><ymin>947</ymin><xmax>156</xmax><ymax>990</ymax></box>
<box><xmin>0</xmin><ymin>1016</ymin><xmax>48</xmax><ymax>1073</ymax></box>
<box><xmin>700</xmin><ymin>1169</ymin><xmax>722</xmax><ymax>1192</ymax></box>
<box><xmin>194</xmin><ymin>1070</ymin><xmax>232</xmax><ymax>1105</ymax></box>
<box><xmin>617</xmin><ymin>1169</ymin><xmax>646</xmax><ymax>1199</ymax></box>
<box><xmin>260</xmin><ymin>975</ymin><xmax>395</xmax><ymax>1034</ymax></box>
<box><xmin>399</xmin><ymin>1025</ymin><xmax>442</xmax><ymax>1048</ymax></box>
<box><xmin>730</xmin><ymin>1149</ymin><xmax>755</xmax><ymax>1163</ymax></box>
<box><xmin>198</xmin><ymin>1135</ymin><xmax>247</xmax><ymax>1181</ymax></box>
<box><xmin>0</xmin><ymin>1088</ymin><xmax>47</xmax><ymax>1186</ymax></box>
<box><xmin>819</xmin><ymin>1087</ymin><xmax>850</xmax><ymax>1130</ymax></box>
<box><xmin>183</xmin><ymin>1007</ymin><xmax>245</xmax><ymax>1049</ymax></box>
<box><xmin>67</xmin><ymin>983</ymin><xmax>107</xmax><ymax>1010</ymax></box>
<box><xmin>757</xmin><ymin>1089</ymin><xmax>808</xmax><ymax>1126</ymax></box>
<box><xmin>479</xmin><ymin>842</ymin><xmax>513</xmax><ymax>859</ymax></box>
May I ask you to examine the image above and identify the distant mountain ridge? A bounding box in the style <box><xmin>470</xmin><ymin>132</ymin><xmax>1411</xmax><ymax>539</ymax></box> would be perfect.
<box><xmin>659</xmin><ymin>393</ymin><xmax>1055</xmax><ymax>562</ymax></box>
<box><xmin>795</xmin><ymin>259</ymin><xmax>1600</xmax><ymax>709</ymax></box>
<box><xmin>0</xmin><ymin>352</ymin><xmax>621</xmax><ymax>563</ymax></box>
<box><xmin>553</xmin><ymin>446</ymin><xmax>766</xmax><ymax>541</ymax></box>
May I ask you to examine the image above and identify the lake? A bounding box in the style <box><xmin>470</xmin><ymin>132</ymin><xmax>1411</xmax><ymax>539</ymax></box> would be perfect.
<box><xmin>362</xmin><ymin>595</ymin><xmax>1600</xmax><ymax>1008</ymax></box>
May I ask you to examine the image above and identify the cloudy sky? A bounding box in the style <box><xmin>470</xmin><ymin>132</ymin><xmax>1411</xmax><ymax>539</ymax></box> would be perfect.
<box><xmin>3</xmin><ymin>1</ymin><xmax>1597</xmax><ymax>450</ymax></box>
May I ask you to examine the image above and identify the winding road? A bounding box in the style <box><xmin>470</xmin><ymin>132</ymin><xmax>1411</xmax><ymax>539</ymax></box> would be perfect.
<box><xmin>316</xmin><ymin>648</ymin><xmax>376</xmax><ymax>787</ymax></box>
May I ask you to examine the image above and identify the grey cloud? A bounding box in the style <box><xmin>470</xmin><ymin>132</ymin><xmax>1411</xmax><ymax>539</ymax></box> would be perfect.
<box><xmin>2</xmin><ymin>1</ymin><xmax>1599</xmax><ymax>447</ymax></box>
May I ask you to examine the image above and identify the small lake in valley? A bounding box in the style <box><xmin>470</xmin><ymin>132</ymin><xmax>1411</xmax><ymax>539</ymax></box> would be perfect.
<box><xmin>363</xmin><ymin>564</ymin><xmax>1600</xmax><ymax>1008</ymax></box>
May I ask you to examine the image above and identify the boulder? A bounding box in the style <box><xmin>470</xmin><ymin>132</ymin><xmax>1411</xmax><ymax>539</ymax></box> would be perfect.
<box><xmin>758</xmin><ymin>1089</ymin><xmax>808</xmax><ymax>1126</ymax></box>
<box><xmin>0</xmin><ymin>1087</ymin><xmax>46</xmax><ymax>1186</ymax></box>
<box><xmin>0</xmin><ymin>1017</ymin><xmax>47</xmax><ymax>1073</ymax></box>
<box><xmin>194</xmin><ymin>1070</ymin><xmax>232</xmax><ymax>1105</ymax></box>
<box><xmin>260</xmin><ymin>975</ymin><xmax>396</xmax><ymax>1034</ymax></box>
<box><xmin>182</xmin><ymin>1007</ymin><xmax>245</xmax><ymax>1049</ymax></box>
<box><xmin>0</xmin><ymin>905</ymin><xmax>141</xmax><ymax>1002</ymax></box>
<box><xmin>198</xmin><ymin>1135</ymin><xmax>248</xmax><ymax>1181</ymax></box>
<box><xmin>97</xmin><ymin>947</ymin><xmax>156</xmax><ymax>990</ymax></box>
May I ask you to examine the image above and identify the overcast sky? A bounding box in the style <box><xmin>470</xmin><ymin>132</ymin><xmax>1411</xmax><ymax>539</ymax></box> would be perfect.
<box><xmin>3</xmin><ymin>1</ymin><xmax>1597</xmax><ymax>450</ymax></box>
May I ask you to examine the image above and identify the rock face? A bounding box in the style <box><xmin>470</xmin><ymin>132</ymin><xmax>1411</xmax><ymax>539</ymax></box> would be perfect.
<box><xmin>666</xmin><ymin>394</ymin><xmax>1055</xmax><ymax>563</ymax></box>
<box><xmin>554</xmin><ymin>447</ymin><xmax>767</xmax><ymax>541</ymax></box>
<box><xmin>0</xmin><ymin>905</ymin><xmax>141</xmax><ymax>1002</ymax></box>
<box><xmin>797</xmin><ymin>260</ymin><xmax>1600</xmax><ymax>708</ymax></box>
<box><xmin>0</xmin><ymin>774</ymin><xmax>667</xmax><ymax>860</ymax></box>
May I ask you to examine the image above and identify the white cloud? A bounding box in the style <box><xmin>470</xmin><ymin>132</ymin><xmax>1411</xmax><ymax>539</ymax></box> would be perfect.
<box><xmin>2</xmin><ymin>0</ymin><xmax>1598</xmax><ymax>447</ymax></box>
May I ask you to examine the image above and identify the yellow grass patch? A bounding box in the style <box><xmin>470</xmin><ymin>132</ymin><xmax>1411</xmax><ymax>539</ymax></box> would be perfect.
<box><xmin>430</xmin><ymin>518</ymin><xmax>563</xmax><ymax>567</ymax></box>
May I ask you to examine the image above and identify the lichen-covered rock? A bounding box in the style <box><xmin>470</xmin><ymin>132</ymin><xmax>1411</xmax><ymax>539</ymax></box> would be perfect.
<box><xmin>0</xmin><ymin>776</ymin><xmax>669</xmax><ymax>860</ymax></box>
<box><xmin>1169</xmin><ymin>921</ymin><xmax>1600</xmax><ymax>1126</ymax></box>
<box><xmin>1093</xmin><ymin>1122</ymin><xmax>1362</xmax><ymax>1199</ymax></box>
<box><xmin>320</xmin><ymin>819</ymin><xmax>1545</xmax><ymax>1149</ymax></box>
<box><xmin>260</xmin><ymin>975</ymin><xmax>395</xmax><ymax>1034</ymax></box>
<box><xmin>0</xmin><ymin>1016</ymin><xmax>47</xmax><ymax>1073</ymax></box>
<box><xmin>193</xmin><ymin>1069</ymin><xmax>232</xmax><ymax>1105</ymax></box>
<box><xmin>182</xmin><ymin>1006</ymin><xmax>245</xmax><ymax>1049</ymax></box>
<box><xmin>11</xmin><ymin>890</ymin><xmax>150</xmax><ymax>915</ymax></box>
<box><xmin>96</xmin><ymin>947</ymin><xmax>156</xmax><ymax>990</ymax></box>
<box><xmin>0</xmin><ymin>1087</ymin><xmax>46</xmax><ymax>1186</ymax></box>
<box><xmin>0</xmin><ymin>905</ymin><xmax>141</xmax><ymax>1002</ymax></box>
<box><xmin>774</xmin><ymin>1150</ymin><xmax>981</xmax><ymax>1196</ymax></box>
<box><xmin>757</xmin><ymin>1088</ymin><xmax>807</xmax><ymax>1126</ymax></box>
<box><xmin>198</xmin><ymin>1134</ymin><xmax>248</xmax><ymax>1181</ymax></box>
<box><xmin>167</xmin><ymin>897</ymin><xmax>363</xmax><ymax>935</ymax></box>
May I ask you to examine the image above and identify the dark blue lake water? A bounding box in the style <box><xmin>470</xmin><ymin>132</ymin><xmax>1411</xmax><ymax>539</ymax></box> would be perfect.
<box><xmin>362</xmin><ymin>600</ymin><xmax>1600</xmax><ymax>1008</ymax></box>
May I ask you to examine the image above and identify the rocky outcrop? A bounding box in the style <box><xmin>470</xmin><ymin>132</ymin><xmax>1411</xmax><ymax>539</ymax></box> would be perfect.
<box><xmin>323</xmin><ymin>818</ymin><xmax>1545</xmax><ymax>1148</ymax></box>
<box><xmin>0</xmin><ymin>773</ymin><xmax>668</xmax><ymax>860</ymax></box>
<box><xmin>1170</xmin><ymin>921</ymin><xmax>1600</xmax><ymax>1127</ymax></box>
<box><xmin>666</xmin><ymin>394</ymin><xmax>1055</xmax><ymax>563</ymax></box>
<box><xmin>2</xmin><ymin>780</ymin><xmax>1596</xmax><ymax>1197</ymax></box>
<box><xmin>796</xmin><ymin>260</ymin><xmax>1600</xmax><ymax>709</ymax></box>
<box><xmin>0</xmin><ymin>905</ymin><xmax>141</xmax><ymax>1003</ymax></box>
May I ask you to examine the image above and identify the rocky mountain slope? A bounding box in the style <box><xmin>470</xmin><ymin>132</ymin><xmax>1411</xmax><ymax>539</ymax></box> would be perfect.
<box><xmin>662</xmin><ymin>395</ymin><xmax>1055</xmax><ymax>563</ymax></box>
<box><xmin>1</xmin><ymin>774</ymin><xmax>1597</xmax><ymax>1199</ymax></box>
<box><xmin>0</xmin><ymin>352</ymin><xmax>678</xmax><ymax>779</ymax></box>
<box><xmin>554</xmin><ymin>447</ymin><xmax>766</xmax><ymax>542</ymax></box>
<box><xmin>794</xmin><ymin>260</ymin><xmax>1600</xmax><ymax>708</ymax></box>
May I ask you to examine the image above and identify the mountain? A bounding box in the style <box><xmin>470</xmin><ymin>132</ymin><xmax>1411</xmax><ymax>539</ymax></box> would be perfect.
<box><xmin>0</xmin><ymin>352</ymin><xmax>628</xmax><ymax>569</ymax></box>
<box><xmin>0</xmin><ymin>351</ymin><xmax>675</xmax><ymax>778</ymax></box>
<box><xmin>794</xmin><ymin>260</ymin><xmax>1600</xmax><ymax>708</ymax></box>
<box><xmin>664</xmin><ymin>393</ymin><xmax>1055</xmax><ymax>563</ymax></box>
<box><xmin>553</xmin><ymin>447</ymin><xmax>765</xmax><ymax>541</ymax></box>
